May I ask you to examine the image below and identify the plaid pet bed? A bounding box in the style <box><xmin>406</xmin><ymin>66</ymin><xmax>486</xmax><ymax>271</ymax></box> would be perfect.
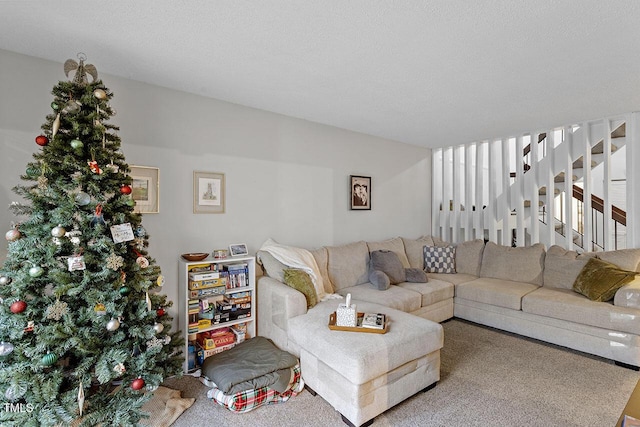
<box><xmin>207</xmin><ymin>363</ymin><xmax>304</xmax><ymax>413</ymax></box>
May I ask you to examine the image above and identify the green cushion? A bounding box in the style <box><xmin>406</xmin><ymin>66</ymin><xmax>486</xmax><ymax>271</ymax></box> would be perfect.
<box><xmin>283</xmin><ymin>269</ymin><xmax>318</xmax><ymax>308</ymax></box>
<box><xmin>572</xmin><ymin>257</ymin><xmax>638</xmax><ymax>302</ymax></box>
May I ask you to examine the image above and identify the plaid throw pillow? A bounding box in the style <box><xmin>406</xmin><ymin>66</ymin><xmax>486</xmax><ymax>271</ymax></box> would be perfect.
<box><xmin>423</xmin><ymin>245</ymin><xmax>456</xmax><ymax>273</ymax></box>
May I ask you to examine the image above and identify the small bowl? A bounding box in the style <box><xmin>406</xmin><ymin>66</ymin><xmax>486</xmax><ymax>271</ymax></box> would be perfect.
<box><xmin>181</xmin><ymin>252</ymin><xmax>209</xmax><ymax>262</ymax></box>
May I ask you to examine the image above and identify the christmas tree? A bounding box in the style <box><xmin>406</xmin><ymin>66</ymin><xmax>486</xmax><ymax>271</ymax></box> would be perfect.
<box><xmin>0</xmin><ymin>55</ymin><xmax>183</xmax><ymax>426</ymax></box>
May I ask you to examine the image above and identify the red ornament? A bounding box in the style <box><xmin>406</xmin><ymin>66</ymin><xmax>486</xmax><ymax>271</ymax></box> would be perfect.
<box><xmin>156</xmin><ymin>308</ymin><xmax>166</xmax><ymax>317</ymax></box>
<box><xmin>10</xmin><ymin>300</ymin><xmax>27</xmax><ymax>314</ymax></box>
<box><xmin>35</xmin><ymin>135</ymin><xmax>49</xmax><ymax>146</ymax></box>
<box><xmin>120</xmin><ymin>185</ymin><xmax>132</xmax><ymax>195</ymax></box>
<box><xmin>131</xmin><ymin>377</ymin><xmax>145</xmax><ymax>390</ymax></box>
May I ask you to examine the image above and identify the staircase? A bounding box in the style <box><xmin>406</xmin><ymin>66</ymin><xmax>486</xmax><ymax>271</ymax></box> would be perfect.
<box><xmin>432</xmin><ymin>112</ymin><xmax>640</xmax><ymax>251</ymax></box>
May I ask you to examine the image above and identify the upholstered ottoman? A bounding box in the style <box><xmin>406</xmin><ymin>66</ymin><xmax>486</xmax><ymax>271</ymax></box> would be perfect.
<box><xmin>286</xmin><ymin>300</ymin><xmax>443</xmax><ymax>427</ymax></box>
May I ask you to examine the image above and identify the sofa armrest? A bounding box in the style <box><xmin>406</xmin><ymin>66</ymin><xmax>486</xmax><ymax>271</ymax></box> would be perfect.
<box><xmin>614</xmin><ymin>276</ymin><xmax>640</xmax><ymax>309</ymax></box>
<box><xmin>257</xmin><ymin>276</ymin><xmax>308</xmax><ymax>333</ymax></box>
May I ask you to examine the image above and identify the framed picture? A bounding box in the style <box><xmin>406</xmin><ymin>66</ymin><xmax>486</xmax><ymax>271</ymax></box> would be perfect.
<box><xmin>130</xmin><ymin>165</ymin><xmax>159</xmax><ymax>214</ymax></box>
<box><xmin>229</xmin><ymin>243</ymin><xmax>249</xmax><ymax>257</ymax></box>
<box><xmin>193</xmin><ymin>171</ymin><xmax>225</xmax><ymax>214</ymax></box>
<box><xmin>350</xmin><ymin>175</ymin><xmax>371</xmax><ymax>210</ymax></box>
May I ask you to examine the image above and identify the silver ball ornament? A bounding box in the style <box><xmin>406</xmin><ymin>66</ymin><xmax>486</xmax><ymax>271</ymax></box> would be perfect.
<box><xmin>29</xmin><ymin>266</ymin><xmax>44</xmax><ymax>278</ymax></box>
<box><xmin>75</xmin><ymin>192</ymin><xmax>91</xmax><ymax>206</ymax></box>
<box><xmin>106</xmin><ymin>317</ymin><xmax>120</xmax><ymax>331</ymax></box>
<box><xmin>70</xmin><ymin>139</ymin><xmax>84</xmax><ymax>149</ymax></box>
<box><xmin>0</xmin><ymin>341</ymin><xmax>14</xmax><ymax>356</ymax></box>
<box><xmin>51</xmin><ymin>225</ymin><xmax>66</xmax><ymax>238</ymax></box>
<box><xmin>5</xmin><ymin>229</ymin><xmax>21</xmax><ymax>242</ymax></box>
<box><xmin>153</xmin><ymin>322</ymin><xmax>164</xmax><ymax>334</ymax></box>
<box><xmin>0</xmin><ymin>276</ymin><xmax>11</xmax><ymax>286</ymax></box>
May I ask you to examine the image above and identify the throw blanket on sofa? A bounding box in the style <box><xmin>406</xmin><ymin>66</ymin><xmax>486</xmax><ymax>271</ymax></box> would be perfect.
<box><xmin>260</xmin><ymin>238</ymin><xmax>330</xmax><ymax>300</ymax></box>
<box><xmin>201</xmin><ymin>336</ymin><xmax>299</xmax><ymax>395</ymax></box>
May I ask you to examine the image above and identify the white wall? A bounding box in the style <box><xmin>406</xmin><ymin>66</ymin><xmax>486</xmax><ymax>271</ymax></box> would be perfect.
<box><xmin>0</xmin><ymin>50</ymin><xmax>432</xmax><ymax>320</ymax></box>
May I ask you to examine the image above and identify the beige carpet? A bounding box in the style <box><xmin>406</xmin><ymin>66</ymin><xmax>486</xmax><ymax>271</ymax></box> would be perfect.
<box><xmin>162</xmin><ymin>319</ymin><xmax>639</xmax><ymax>426</ymax></box>
<box><xmin>140</xmin><ymin>386</ymin><xmax>195</xmax><ymax>427</ymax></box>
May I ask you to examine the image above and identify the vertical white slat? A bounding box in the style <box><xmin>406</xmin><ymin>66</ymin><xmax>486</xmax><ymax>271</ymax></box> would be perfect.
<box><xmin>564</xmin><ymin>127</ymin><xmax>574</xmax><ymax>250</ymax></box>
<box><xmin>464</xmin><ymin>143</ymin><xmax>475</xmax><ymax>242</ymax></box>
<box><xmin>501</xmin><ymin>138</ymin><xmax>512</xmax><ymax>246</ymax></box>
<box><xmin>488</xmin><ymin>139</ymin><xmax>499</xmax><ymax>243</ymax></box>
<box><xmin>432</xmin><ymin>148</ymin><xmax>443</xmax><ymax>238</ymax></box>
<box><xmin>627</xmin><ymin>113</ymin><xmax>640</xmax><ymax>248</ymax></box>
<box><xmin>443</xmin><ymin>147</ymin><xmax>453</xmax><ymax>242</ymax></box>
<box><xmin>475</xmin><ymin>141</ymin><xmax>485</xmax><ymax>240</ymax></box>
<box><xmin>530</xmin><ymin>133</ymin><xmax>540</xmax><ymax>244</ymax></box>
<box><xmin>452</xmin><ymin>145</ymin><xmax>462</xmax><ymax>243</ymax></box>
<box><xmin>515</xmin><ymin>135</ymin><xmax>525</xmax><ymax>246</ymax></box>
<box><xmin>582</xmin><ymin>122</ymin><xmax>593</xmax><ymax>251</ymax></box>
<box><xmin>603</xmin><ymin>118</ymin><xmax>613</xmax><ymax>250</ymax></box>
<box><xmin>545</xmin><ymin>130</ymin><xmax>556</xmax><ymax>247</ymax></box>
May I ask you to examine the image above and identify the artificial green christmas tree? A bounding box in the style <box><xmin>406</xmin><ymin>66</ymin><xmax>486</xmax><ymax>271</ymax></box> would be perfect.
<box><xmin>0</xmin><ymin>55</ymin><xmax>183</xmax><ymax>426</ymax></box>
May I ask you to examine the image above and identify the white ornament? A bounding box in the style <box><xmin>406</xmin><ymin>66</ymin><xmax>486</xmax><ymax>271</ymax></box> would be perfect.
<box><xmin>68</xmin><ymin>255</ymin><xmax>86</xmax><ymax>272</ymax></box>
<box><xmin>78</xmin><ymin>381</ymin><xmax>85</xmax><ymax>417</ymax></box>
<box><xmin>145</xmin><ymin>292</ymin><xmax>152</xmax><ymax>312</ymax></box>
<box><xmin>113</xmin><ymin>362</ymin><xmax>126</xmax><ymax>375</ymax></box>
<box><xmin>146</xmin><ymin>336</ymin><xmax>164</xmax><ymax>349</ymax></box>
<box><xmin>136</xmin><ymin>256</ymin><xmax>149</xmax><ymax>268</ymax></box>
<box><xmin>106</xmin><ymin>253</ymin><xmax>124</xmax><ymax>270</ymax></box>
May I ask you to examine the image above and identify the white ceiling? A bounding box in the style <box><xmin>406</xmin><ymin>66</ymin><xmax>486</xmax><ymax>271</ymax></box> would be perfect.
<box><xmin>2</xmin><ymin>1</ymin><xmax>640</xmax><ymax>149</ymax></box>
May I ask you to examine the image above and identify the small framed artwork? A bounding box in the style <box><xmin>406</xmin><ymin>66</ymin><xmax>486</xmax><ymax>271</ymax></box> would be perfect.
<box><xmin>350</xmin><ymin>175</ymin><xmax>371</xmax><ymax>210</ymax></box>
<box><xmin>193</xmin><ymin>171</ymin><xmax>225</xmax><ymax>214</ymax></box>
<box><xmin>130</xmin><ymin>165</ymin><xmax>159</xmax><ymax>214</ymax></box>
<box><xmin>229</xmin><ymin>243</ymin><xmax>249</xmax><ymax>257</ymax></box>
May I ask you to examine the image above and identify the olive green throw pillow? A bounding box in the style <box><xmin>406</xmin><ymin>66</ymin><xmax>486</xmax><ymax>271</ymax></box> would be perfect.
<box><xmin>572</xmin><ymin>257</ymin><xmax>638</xmax><ymax>302</ymax></box>
<box><xmin>283</xmin><ymin>269</ymin><xmax>318</xmax><ymax>309</ymax></box>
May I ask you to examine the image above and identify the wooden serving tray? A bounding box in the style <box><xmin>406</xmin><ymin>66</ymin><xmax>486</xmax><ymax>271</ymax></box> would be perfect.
<box><xmin>328</xmin><ymin>312</ymin><xmax>388</xmax><ymax>334</ymax></box>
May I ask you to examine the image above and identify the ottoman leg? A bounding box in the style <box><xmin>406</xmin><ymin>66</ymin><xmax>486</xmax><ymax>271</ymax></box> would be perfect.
<box><xmin>422</xmin><ymin>381</ymin><xmax>438</xmax><ymax>393</ymax></box>
<box><xmin>305</xmin><ymin>384</ymin><xmax>317</xmax><ymax>396</ymax></box>
<box><xmin>341</xmin><ymin>413</ymin><xmax>374</xmax><ymax>427</ymax></box>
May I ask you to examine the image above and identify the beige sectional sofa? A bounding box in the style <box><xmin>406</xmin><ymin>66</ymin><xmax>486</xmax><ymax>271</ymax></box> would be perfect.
<box><xmin>257</xmin><ymin>236</ymin><xmax>640</xmax><ymax>426</ymax></box>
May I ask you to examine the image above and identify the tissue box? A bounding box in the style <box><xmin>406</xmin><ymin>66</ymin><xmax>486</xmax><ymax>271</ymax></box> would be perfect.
<box><xmin>336</xmin><ymin>304</ymin><xmax>357</xmax><ymax>327</ymax></box>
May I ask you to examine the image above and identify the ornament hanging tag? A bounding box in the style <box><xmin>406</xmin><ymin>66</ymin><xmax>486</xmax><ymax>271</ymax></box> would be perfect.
<box><xmin>110</xmin><ymin>223</ymin><xmax>135</xmax><ymax>243</ymax></box>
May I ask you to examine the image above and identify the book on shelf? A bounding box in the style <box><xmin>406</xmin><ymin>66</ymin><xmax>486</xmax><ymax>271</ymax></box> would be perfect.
<box><xmin>360</xmin><ymin>313</ymin><xmax>386</xmax><ymax>329</ymax></box>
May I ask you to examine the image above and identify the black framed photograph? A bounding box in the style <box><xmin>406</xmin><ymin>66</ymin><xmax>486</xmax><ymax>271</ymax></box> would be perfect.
<box><xmin>229</xmin><ymin>243</ymin><xmax>249</xmax><ymax>257</ymax></box>
<box><xmin>350</xmin><ymin>175</ymin><xmax>371</xmax><ymax>210</ymax></box>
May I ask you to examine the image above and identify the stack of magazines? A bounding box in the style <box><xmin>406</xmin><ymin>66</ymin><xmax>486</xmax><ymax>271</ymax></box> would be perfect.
<box><xmin>360</xmin><ymin>313</ymin><xmax>386</xmax><ymax>329</ymax></box>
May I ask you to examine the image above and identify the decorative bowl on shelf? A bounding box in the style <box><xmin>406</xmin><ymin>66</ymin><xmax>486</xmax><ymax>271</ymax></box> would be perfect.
<box><xmin>181</xmin><ymin>252</ymin><xmax>209</xmax><ymax>262</ymax></box>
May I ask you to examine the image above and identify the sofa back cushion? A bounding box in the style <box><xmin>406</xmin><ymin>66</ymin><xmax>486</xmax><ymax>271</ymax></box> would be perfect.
<box><xmin>367</xmin><ymin>237</ymin><xmax>410</xmax><ymax>268</ymax></box>
<box><xmin>401</xmin><ymin>236</ymin><xmax>435</xmax><ymax>269</ymax></box>
<box><xmin>480</xmin><ymin>242</ymin><xmax>545</xmax><ymax>285</ymax></box>
<box><xmin>594</xmin><ymin>248</ymin><xmax>640</xmax><ymax>272</ymax></box>
<box><xmin>326</xmin><ymin>241</ymin><xmax>370</xmax><ymax>291</ymax></box>
<box><xmin>257</xmin><ymin>250</ymin><xmax>288</xmax><ymax>283</ymax></box>
<box><xmin>455</xmin><ymin>239</ymin><xmax>486</xmax><ymax>276</ymax></box>
<box><xmin>310</xmin><ymin>247</ymin><xmax>334</xmax><ymax>294</ymax></box>
<box><xmin>543</xmin><ymin>245</ymin><xmax>589</xmax><ymax>289</ymax></box>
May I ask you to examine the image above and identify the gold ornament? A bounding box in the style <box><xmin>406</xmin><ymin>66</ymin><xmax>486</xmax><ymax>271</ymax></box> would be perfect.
<box><xmin>93</xmin><ymin>89</ymin><xmax>107</xmax><ymax>99</ymax></box>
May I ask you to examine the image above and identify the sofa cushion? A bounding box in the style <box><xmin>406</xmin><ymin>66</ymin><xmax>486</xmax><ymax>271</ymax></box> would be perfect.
<box><xmin>370</xmin><ymin>250</ymin><xmax>406</xmax><ymax>284</ymax></box>
<box><xmin>326</xmin><ymin>241</ymin><xmax>370</xmax><ymax>291</ymax></box>
<box><xmin>257</xmin><ymin>250</ymin><xmax>288</xmax><ymax>283</ymax></box>
<box><xmin>424</xmin><ymin>245</ymin><xmax>456</xmax><ymax>273</ymax></box>
<box><xmin>401</xmin><ymin>236</ymin><xmax>435</xmax><ymax>269</ymax></box>
<box><xmin>543</xmin><ymin>245</ymin><xmax>589</xmax><ymax>290</ymax></box>
<box><xmin>283</xmin><ymin>269</ymin><xmax>318</xmax><ymax>309</ymax></box>
<box><xmin>456</xmin><ymin>277</ymin><xmax>539</xmax><ymax>310</ymax></box>
<box><xmin>522</xmin><ymin>287</ymin><xmax>640</xmax><ymax>336</ymax></box>
<box><xmin>427</xmin><ymin>272</ymin><xmax>478</xmax><ymax>286</ymax></box>
<box><xmin>310</xmin><ymin>247</ymin><xmax>334</xmax><ymax>294</ymax></box>
<box><xmin>572</xmin><ymin>257</ymin><xmax>638</xmax><ymax>302</ymax></box>
<box><xmin>480</xmin><ymin>242</ymin><xmax>545</xmax><ymax>285</ymax></box>
<box><xmin>397</xmin><ymin>278</ymin><xmax>454</xmax><ymax>307</ymax></box>
<box><xmin>614</xmin><ymin>276</ymin><xmax>640</xmax><ymax>309</ymax></box>
<box><xmin>336</xmin><ymin>284</ymin><xmax>422</xmax><ymax>313</ymax></box>
<box><xmin>595</xmin><ymin>248</ymin><xmax>640</xmax><ymax>272</ymax></box>
<box><xmin>367</xmin><ymin>237</ymin><xmax>410</xmax><ymax>268</ymax></box>
<box><xmin>455</xmin><ymin>239</ymin><xmax>486</xmax><ymax>276</ymax></box>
